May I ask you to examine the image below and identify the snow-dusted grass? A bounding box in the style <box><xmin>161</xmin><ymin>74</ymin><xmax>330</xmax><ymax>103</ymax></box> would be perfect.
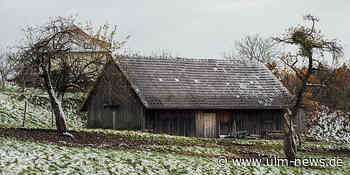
<box><xmin>78</xmin><ymin>128</ymin><xmax>217</xmax><ymax>145</ymax></box>
<box><xmin>0</xmin><ymin>137</ymin><xmax>227</xmax><ymax>174</ymax></box>
<box><xmin>309</xmin><ymin>106</ymin><xmax>350</xmax><ymax>144</ymax></box>
<box><xmin>0</xmin><ymin>86</ymin><xmax>85</xmax><ymax>129</ymax></box>
<box><xmin>229</xmin><ymin>138</ymin><xmax>283</xmax><ymax>146</ymax></box>
<box><xmin>143</xmin><ymin>144</ymin><xmax>231</xmax><ymax>156</ymax></box>
<box><xmin>1</xmin><ymin>137</ymin><xmax>349</xmax><ymax>175</ymax></box>
<box><xmin>299</xmin><ymin>142</ymin><xmax>350</xmax><ymax>155</ymax></box>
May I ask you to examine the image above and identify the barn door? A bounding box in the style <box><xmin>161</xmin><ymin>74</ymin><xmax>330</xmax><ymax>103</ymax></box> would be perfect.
<box><xmin>103</xmin><ymin>105</ymin><xmax>119</xmax><ymax>129</ymax></box>
<box><xmin>196</xmin><ymin>112</ymin><xmax>216</xmax><ymax>138</ymax></box>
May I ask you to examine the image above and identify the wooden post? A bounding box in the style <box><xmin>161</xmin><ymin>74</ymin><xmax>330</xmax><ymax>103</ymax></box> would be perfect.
<box><xmin>23</xmin><ymin>100</ymin><xmax>27</xmax><ymax>127</ymax></box>
<box><xmin>113</xmin><ymin>111</ymin><xmax>116</xmax><ymax>129</ymax></box>
<box><xmin>22</xmin><ymin>75</ymin><xmax>26</xmax><ymax>93</ymax></box>
<box><xmin>183</xmin><ymin>119</ymin><xmax>186</xmax><ymax>136</ymax></box>
<box><xmin>218</xmin><ymin>119</ymin><xmax>221</xmax><ymax>137</ymax></box>
<box><xmin>232</xmin><ymin>120</ymin><xmax>237</xmax><ymax>137</ymax></box>
<box><xmin>51</xmin><ymin>109</ymin><xmax>54</xmax><ymax>127</ymax></box>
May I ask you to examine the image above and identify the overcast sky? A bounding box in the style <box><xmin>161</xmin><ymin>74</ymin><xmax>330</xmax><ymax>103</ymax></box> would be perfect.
<box><xmin>1</xmin><ymin>0</ymin><xmax>349</xmax><ymax>59</ymax></box>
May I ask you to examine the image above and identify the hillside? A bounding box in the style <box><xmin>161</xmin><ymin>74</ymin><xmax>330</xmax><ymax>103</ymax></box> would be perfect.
<box><xmin>0</xmin><ymin>85</ymin><xmax>349</xmax><ymax>174</ymax></box>
<box><xmin>0</xmin><ymin>85</ymin><xmax>85</xmax><ymax>129</ymax></box>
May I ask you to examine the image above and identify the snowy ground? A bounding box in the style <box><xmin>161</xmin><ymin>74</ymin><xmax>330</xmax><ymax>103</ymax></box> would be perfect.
<box><xmin>0</xmin><ymin>86</ymin><xmax>84</xmax><ymax>129</ymax></box>
<box><xmin>0</xmin><ymin>128</ymin><xmax>349</xmax><ymax>175</ymax></box>
<box><xmin>1</xmin><ymin>136</ymin><xmax>349</xmax><ymax>175</ymax></box>
<box><xmin>0</xmin><ymin>86</ymin><xmax>349</xmax><ymax>174</ymax></box>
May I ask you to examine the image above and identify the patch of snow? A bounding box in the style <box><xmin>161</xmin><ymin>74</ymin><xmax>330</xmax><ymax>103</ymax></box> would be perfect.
<box><xmin>309</xmin><ymin>106</ymin><xmax>350</xmax><ymax>143</ymax></box>
<box><xmin>239</xmin><ymin>83</ymin><xmax>247</xmax><ymax>89</ymax></box>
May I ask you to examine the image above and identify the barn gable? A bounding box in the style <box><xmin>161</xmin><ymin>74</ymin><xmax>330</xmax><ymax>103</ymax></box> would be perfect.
<box><xmin>82</xmin><ymin>61</ymin><xmax>145</xmax><ymax>129</ymax></box>
<box><xmin>117</xmin><ymin>57</ymin><xmax>291</xmax><ymax>109</ymax></box>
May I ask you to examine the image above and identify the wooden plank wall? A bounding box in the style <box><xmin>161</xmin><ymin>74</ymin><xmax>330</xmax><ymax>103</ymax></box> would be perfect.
<box><xmin>233</xmin><ymin>110</ymin><xmax>282</xmax><ymax>135</ymax></box>
<box><xmin>145</xmin><ymin>109</ymin><xmax>284</xmax><ymax>138</ymax></box>
<box><xmin>216</xmin><ymin>109</ymin><xmax>284</xmax><ymax>136</ymax></box>
<box><xmin>145</xmin><ymin>110</ymin><xmax>196</xmax><ymax>137</ymax></box>
<box><xmin>216</xmin><ymin>111</ymin><xmax>231</xmax><ymax>136</ymax></box>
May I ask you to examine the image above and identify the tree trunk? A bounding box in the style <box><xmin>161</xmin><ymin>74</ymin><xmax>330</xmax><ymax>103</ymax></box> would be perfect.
<box><xmin>1</xmin><ymin>74</ymin><xmax>5</xmax><ymax>89</ymax></box>
<box><xmin>282</xmin><ymin>54</ymin><xmax>313</xmax><ymax>164</ymax></box>
<box><xmin>283</xmin><ymin>110</ymin><xmax>297</xmax><ymax>163</ymax></box>
<box><xmin>1</xmin><ymin>78</ymin><xmax>5</xmax><ymax>89</ymax></box>
<box><xmin>42</xmin><ymin>69</ymin><xmax>68</xmax><ymax>135</ymax></box>
<box><xmin>296</xmin><ymin>108</ymin><xmax>304</xmax><ymax>146</ymax></box>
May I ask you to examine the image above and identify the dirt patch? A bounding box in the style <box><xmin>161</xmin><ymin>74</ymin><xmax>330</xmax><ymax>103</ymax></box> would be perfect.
<box><xmin>4</xmin><ymin>128</ymin><xmax>347</xmax><ymax>160</ymax></box>
<box><xmin>217</xmin><ymin>140</ymin><xmax>278</xmax><ymax>150</ymax></box>
<box><xmin>0</xmin><ymin>128</ymin><xmax>245</xmax><ymax>159</ymax></box>
<box><xmin>0</xmin><ymin>128</ymin><xmax>181</xmax><ymax>148</ymax></box>
<box><xmin>299</xmin><ymin>149</ymin><xmax>350</xmax><ymax>157</ymax></box>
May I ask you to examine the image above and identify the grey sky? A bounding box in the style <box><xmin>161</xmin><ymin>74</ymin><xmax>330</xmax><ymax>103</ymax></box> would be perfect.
<box><xmin>1</xmin><ymin>0</ymin><xmax>349</xmax><ymax>59</ymax></box>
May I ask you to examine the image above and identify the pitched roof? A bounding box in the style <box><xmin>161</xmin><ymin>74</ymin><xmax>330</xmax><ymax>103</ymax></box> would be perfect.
<box><xmin>113</xmin><ymin>57</ymin><xmax>291</xmax><ymax>109</ymax></box>
<box><xmin>80</xmin><ymin>57</ymin><xmax>291</xmax><ymax>111</ymax></box>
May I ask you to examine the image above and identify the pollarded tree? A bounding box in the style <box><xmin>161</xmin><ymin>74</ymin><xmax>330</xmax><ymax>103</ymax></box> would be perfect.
<box><xmin>18</xmin><ymin>16</ymin><xmax>127</xmax><ymax>136</ymax></box>
<box><xmin>273</xmin><ymin>15</ymin><xmax>343</xmax><ymax>162</ymax></box>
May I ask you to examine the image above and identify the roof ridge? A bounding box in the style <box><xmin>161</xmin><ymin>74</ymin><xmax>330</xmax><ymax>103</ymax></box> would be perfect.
<box><xmin>123</xmin><ymin>56</ymin><xmax>262</xmax><ymax>65</ymax></box>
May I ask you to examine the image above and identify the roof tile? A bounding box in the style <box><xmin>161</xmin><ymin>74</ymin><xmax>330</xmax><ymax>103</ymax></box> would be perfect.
<box><xmin>118</xmin><ymin>57</ymin><xmax>291</xmax><ymax>109</ymax></box>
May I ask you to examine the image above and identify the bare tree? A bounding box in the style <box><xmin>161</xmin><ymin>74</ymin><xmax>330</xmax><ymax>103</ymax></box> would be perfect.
<box><xmin>0</xmin><ymin>48</ymin><xmax>17</xmax><ymax>89</ymax></box>
<box><xmin>273</xmin><ymin>14</ymin><xmax>343</xmax><ymax>163</ymax></box>
<box><xmin>0</xmin><ymin>50</ymin><xmax>9</xmax><ymax>89</ymax></box>
<box><xmin>234</xmin><ymin>34</ymin><xmax>279</xmax><ymax>63</ymax></box>
<box><xmin>17</xmin><ymin>16</ymin><xmax>126</xmax><ymax>136</ymax></box>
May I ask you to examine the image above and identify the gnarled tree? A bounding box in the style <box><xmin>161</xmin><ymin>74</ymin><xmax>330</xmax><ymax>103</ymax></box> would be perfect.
<box><xmin>17</xmin><ymin>16</ymin><xmax>126</xmax><ymax>135</ymax></box>
<box><xmin>273</xmin><ymin>15</ymin><xmax>343</xmax><ymax>162</ymax></box>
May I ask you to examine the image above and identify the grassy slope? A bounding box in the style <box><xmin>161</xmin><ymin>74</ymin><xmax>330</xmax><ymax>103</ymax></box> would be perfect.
<box><xmin>0</xmin><ymin>86</ymin><xmax>349</xmax><ymax>174</ymax></box>
<box><xmin>0</xmin><ymin>86</ymin><xmax>84</xmax><ymax>129</ymax></box>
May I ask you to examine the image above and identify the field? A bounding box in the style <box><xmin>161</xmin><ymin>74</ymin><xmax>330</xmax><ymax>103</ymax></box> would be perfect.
<box><xmin>1</xmin><ymin>128</ymin><xmax>349</xmax><ymax>174</ymax></box>
<box><xmin>0</xmin><ymin>85</ymin><xmax>84</xmax><ymax>129</ymax></box>
<box><xmin>0</xmin><ymin>86</ymin><xmax>349</xmax><ymax>174</ymax></box>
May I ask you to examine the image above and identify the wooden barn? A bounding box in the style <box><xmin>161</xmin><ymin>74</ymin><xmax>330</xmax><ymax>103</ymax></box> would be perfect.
<box><xmin>80</xmin><ymin>57</ymin><xmax>291</xmax><ymax>138</ymax></box>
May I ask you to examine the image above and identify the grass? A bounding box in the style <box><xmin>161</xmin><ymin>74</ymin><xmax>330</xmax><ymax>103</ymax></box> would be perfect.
<box><xmin>0</xmin><ymin>86</ymin><xmax>349</xmax><ymax>174</ymax></box>
<box><xmin>1</xmin><ymin>136</ymin><xmax>349</xmax><ymax>175</ymax></box>
<box><xmin>0</xmin><ymin>126</ymin><xmax>349</xmax><ymax>174</ymax></box>
<box><xmin>0</xmin><ymin>85</ymin><xmax>85</xmax><ymax>129</ymax></box>
<box><xmin>0</xmin><ymin>137</ymin><xmax>226</xmax><ymax>175</ymax></box>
